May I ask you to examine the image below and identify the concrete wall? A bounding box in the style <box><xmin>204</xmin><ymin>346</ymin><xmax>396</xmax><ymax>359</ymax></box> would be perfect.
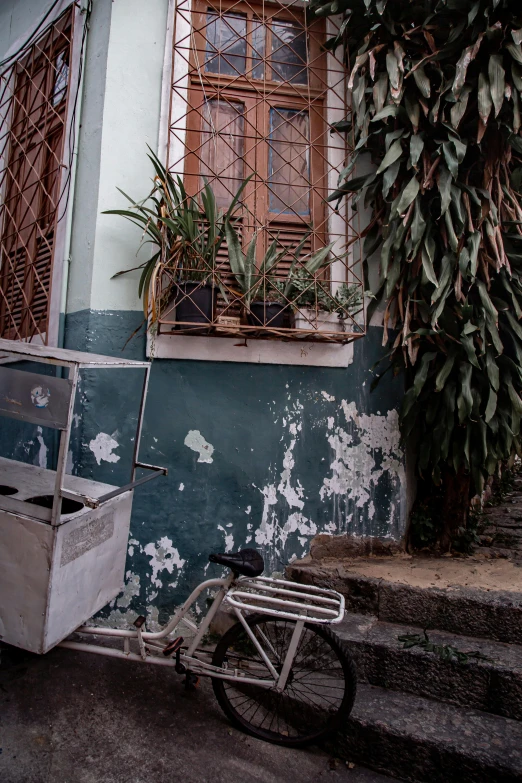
<box><xmin>0</xmin><ymin>0</ymin><xmax>407</xmax><ymax>629</ymax></box>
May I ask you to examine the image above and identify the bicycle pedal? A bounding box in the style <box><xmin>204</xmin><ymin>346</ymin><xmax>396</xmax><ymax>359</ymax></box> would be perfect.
<box><xmin>184</xmin><ymin>673</ymin><xmax>200</xmax><ymax>691</ymax></box>
<box><xmin>162</xmin><ymin>636</ymin><xmax>184</xmax><ymax>657</ymax></box>
<box><xmin>133</xmin><ymin>616</ymin><xmax>146</xmax><ymax>629</ymax></box>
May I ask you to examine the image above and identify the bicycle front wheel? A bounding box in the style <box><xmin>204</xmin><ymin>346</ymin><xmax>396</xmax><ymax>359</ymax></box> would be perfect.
<box><xmin>211</xmin><ymin>614</ymin><xmax>356</xmax><ymax>746</ymax></box>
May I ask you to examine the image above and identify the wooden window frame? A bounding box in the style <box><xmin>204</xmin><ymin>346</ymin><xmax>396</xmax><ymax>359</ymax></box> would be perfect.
<box><xmin>184</xmin><ymin>0</ymin><xmax>328</xmax><ymax>256</ymax></box>
<box><xmin>152</xmin><ymin>0</ymin><xmax>366</xmax><ymax>365</ymax></box>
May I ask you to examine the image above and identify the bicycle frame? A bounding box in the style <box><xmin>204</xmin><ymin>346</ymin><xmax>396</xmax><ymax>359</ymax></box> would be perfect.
<box><xmin>59</xmin><ymin>572</ymin><xmax>344</xmax><ymax>693</ymax></box>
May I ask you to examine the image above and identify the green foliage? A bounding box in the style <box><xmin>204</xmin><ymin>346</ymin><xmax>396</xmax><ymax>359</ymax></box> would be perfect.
<box><xmin>225</xmin><ymin>223</ymin><xmax>302</xmax><ymax>307</ymax></box>
<box><xmin>288</xmin><ymin>272</ymin><xmax>363</xmax><ymax>316</ymax></box>
<box><xmin>398</xmin><ymin>631</ymin><xmax>492</xmax><ymax>663</ymax></box>
<box><xmin>408</xmin><ymin>483</ymin><xmax>484</xmax><ymax>550</ymax></box>
<box><xmin>409</xmin><ymin>501</ymin><xmax>441</xmax><ymax>549</ymax></box>
<box><xmin>485</xmin><ymin>462</ymin><xmax>517</xmax><ymax>504</ymax></box>
<box><xmin>105</xmin><ymin>148</ymin><xmax>248</xmax><ymax>318</ymax></box>
<box><xmin>309</xmin><ymin>0</ymin><xmax>522</xmax><ymax>500</ymax></box>
<box><xmin>225</xmin><ymin>221</ymin><xmax>335</xmax><ymax>307</ymax></box>
<box><xmin>451</xmin><ymin>510</ymin><xmax>484</xmax><ymax>552</ymax></box>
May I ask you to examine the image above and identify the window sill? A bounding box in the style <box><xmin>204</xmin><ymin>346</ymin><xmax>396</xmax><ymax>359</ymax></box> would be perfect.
<box><xmin>147</xmin><ymin>332</ymin><xmax>357</xmax><ymax>367</ymax></box>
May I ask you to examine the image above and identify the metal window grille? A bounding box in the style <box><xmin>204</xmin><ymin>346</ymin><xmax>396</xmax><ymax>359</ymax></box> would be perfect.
<box><xmin>0</xmin><ymin>8</ymin><xmax>74</xmax><ymax>343</ymax></box>
<box><xmin>161</xmin><ymin>0</ymin><xmax>365</xmax><ymax>344</ymax></box>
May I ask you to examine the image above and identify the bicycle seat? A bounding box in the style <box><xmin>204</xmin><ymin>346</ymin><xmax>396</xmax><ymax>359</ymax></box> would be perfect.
<box><xmin>208</xmin><ymin>548</ymin><xmax>264</xmax><ymax>577</ymax></box>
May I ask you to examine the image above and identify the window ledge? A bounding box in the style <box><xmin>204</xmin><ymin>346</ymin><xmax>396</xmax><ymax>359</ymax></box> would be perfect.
<box><xmin>147</xmin><ymin>332</ymin><xmax>356</xmax><ymax>367</ymax></box>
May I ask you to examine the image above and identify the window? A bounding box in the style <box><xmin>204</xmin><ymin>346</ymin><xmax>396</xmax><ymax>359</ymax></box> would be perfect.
<box><xmin>184</xmin><ymin>2</ymin><xmax>326</xmax><ymax>245</ymax></box>
<box><xmin>158</xmin><ymin>0</ymin><xmax>364</xmax><ymax>360</ymax></box>
<box><xmin>0</xmin><ymin>9</ymin><xmax>73</xmax><ymax>344</ymax></box>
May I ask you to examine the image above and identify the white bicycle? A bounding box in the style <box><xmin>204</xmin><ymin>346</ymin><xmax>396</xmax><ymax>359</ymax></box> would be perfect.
<box><xmin>60</xmin><ymin>548</ymin><xmax>357</xmax><ymax>747</ymax></box>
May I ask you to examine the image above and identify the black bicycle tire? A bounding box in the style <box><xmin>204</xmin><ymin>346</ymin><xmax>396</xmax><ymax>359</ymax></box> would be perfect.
<box><xmin>211</xmin><ymin>613</ymin><xmax>357</xmax><ymax>747</ymax></box>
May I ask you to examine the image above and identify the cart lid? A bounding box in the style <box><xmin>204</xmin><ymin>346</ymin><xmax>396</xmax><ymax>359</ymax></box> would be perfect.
<box><xmin>0</xmin><ymin>339</ymin><xmax>149</xmax><ymax>369</ymax></box>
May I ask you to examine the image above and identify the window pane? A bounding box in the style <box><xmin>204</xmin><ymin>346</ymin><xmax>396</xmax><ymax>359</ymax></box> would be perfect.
<box><xmin>200</xmin><ymin>99</ymin><xmax>245</xmax><ymax>209</ymax></box>
<box><xmin>51</xmin><ymin>50</ymin><xmax>69</xmax><ymax>107</ymax></box>
<box><xmin>251</xmin><ymin>18</ymin><xmax>265</xmax><ymax>79</ymax></box>
<box><xmin>271</xmin><ymin>21</ymin><xmax>307</xmax><ymax>85</ymax></box>
<box><xmin>268</xmin><ymin>108</ymin><xmax>310</xmax><ymax>215</ymax></box>
<box><xmin>205</xmin><ymin>11</ymin><xmax>247</xmax><ymax>76</ymax></box>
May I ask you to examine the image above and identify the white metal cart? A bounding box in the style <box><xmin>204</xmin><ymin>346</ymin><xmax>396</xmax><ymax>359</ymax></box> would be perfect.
<box><xmin>0</xmin><ymin>338</ymin><xmax>166</xmax><ymax>654</ymax></box>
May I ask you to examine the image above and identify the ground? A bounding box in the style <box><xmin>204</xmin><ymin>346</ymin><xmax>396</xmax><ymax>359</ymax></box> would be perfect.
<box><xmin>0</xmin><ymin>642</ymin><xmax>393</xmax><ymax>783</ymax></box>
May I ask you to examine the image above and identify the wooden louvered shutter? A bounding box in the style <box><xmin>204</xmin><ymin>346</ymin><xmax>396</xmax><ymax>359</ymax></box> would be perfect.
<box><xmin>0</xmin><ymin>8</ymin><xmax>73</xmax><ymax>342</ymax></box>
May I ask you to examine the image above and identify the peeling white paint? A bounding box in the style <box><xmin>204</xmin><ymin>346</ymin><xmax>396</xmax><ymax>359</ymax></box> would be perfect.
<box><xmin>116</xmin><ymin>393</ymin><xmax>404</xmax><ymax>615</ymax></box>
<box><xmin>145</xmin><ymin>606</ymin><xmax>162</xmax><ymax>632</ymax></box>
<box><xmin>184</xmin><ymin>430</ymin><xmax>214</xmax><ymax>463</ymax></box>
<box><xmin>249</xmin><ymin>394</ymin><xmax>405</xmax><ymax>570</ymax></box>
<box><xmin>320</xmin><ymin>401</ymin><xmax>405</xmax><ymax>535</ymax></box>
<box><xmin>277</xmin><ymin>440</ymin><xmax>304</xmax><ymax>510</ymax></box>
<box><xmin>89</xmin><ymin>432</ymin><xmax>120</xmax><ymax>465</ymax></box>
<box><xmin>218</xmin><ymin>524</ymin><xmax>234</xmax><ymax>553</ymax></box>
<box><xmin>35</xmin><ymin>426</ymin><xmax>48</xmax><ymax>469</ymax></box>
<box><xmin>91</xmin><ymin>608</ymin><xmax>140</xmax><ymax>629</ymax></box>
<box><xmin>117</xmin><ymin>572</ymin><xmax>140</xmax><ymax>608</ymax></box>
<box><xmin>144</xmin><ymin>537</ymin><xmax>186</xmax><ymax>589</ymax></box>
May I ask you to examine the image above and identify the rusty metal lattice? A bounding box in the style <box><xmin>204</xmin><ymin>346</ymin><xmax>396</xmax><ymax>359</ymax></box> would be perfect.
<box><xmin>0</xmin><ymin>8</ymin><xmax>74</xmax><ymax>343</ymax></box>
<box><xmin>158</xmin><ymin>0</ymin><xmax>365</xmax><ymax>344</ymax></box>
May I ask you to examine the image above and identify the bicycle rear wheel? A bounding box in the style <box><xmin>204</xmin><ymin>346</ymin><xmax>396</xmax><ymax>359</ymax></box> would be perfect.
<box><xmin>211</xmin><ymin>614</ymin><xmax>356</xmax><ymax>746</ymax></box>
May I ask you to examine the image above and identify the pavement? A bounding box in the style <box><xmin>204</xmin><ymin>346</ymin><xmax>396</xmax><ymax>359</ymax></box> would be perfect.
<box><xmin>0</xmin><ymin>641</ymin><xmax>396</xmax><ymax>783</ymax></box>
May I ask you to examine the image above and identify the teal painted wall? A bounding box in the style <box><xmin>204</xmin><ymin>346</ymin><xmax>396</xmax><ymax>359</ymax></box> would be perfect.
<box><xmin>62</xmin><ymin>310</ymin><xmax>405</xmax><ymax>626</ymax></box>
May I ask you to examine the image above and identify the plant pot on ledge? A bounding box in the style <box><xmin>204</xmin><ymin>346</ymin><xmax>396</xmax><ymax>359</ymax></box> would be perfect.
<box><xmin>293</xmin><ymin>308</ymin><xmax>344</xmax><ymax>335</ymax></box>
<box><xmin>173</xmin><ymin>281</ymin><xmax>217</xmax><ymax>333</ymax></box>
<box><xmin>247</xmin><ymin>301</ymin><xmax>288</xmax><ymax>330</ymax></box>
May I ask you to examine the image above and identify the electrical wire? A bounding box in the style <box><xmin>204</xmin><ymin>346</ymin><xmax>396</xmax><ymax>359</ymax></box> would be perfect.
<box><xmin>0</xmin><ymin>0</ymin><xmax>91</xmax><ymax>224</ymax></box>
<box><xmin>0</xmin><ymin>0</ymin><xmax>64</xmax><ymax>73</ymax></box>
<box><xmin>57</xmin><ymin>0</ymin><xmax>92</xmax><ymax>223</ymax></box>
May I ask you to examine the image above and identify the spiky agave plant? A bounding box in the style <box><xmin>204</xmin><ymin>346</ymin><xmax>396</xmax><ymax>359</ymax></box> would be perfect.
<box><xmin>225</xmin><ymin>221</ymin><xmax>333</xmax><ymax>308</ymax></box>
<box><xmin>308</xmin><ymin>0</ymin><xmax>522</xmax><ymax>547</ymax></box>
<box><xmin>105</xmin><ymin>148</ymin><xmax>249</xmax><ymax>321</ymax></box>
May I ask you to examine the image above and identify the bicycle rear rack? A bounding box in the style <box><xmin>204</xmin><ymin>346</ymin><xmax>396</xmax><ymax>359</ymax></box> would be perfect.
<box><xmin>224</xmin><ymin>576</ymin><xmax>345</xmax><ymax>624</ymax></box>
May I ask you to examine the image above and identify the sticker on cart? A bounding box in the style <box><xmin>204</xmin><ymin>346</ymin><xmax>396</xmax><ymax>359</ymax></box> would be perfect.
<box><xmin>30</xmin><ymin>386</ymin><xmax>50</xmax><ymax>409</ymax></box>
<box><xmin>60</xmin><ymin>513</ymin><xmax>115</xmax><ymax>566</ymax></box>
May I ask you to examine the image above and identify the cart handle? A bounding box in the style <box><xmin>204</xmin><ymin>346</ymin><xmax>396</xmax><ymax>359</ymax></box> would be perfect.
<box><xmin>61</xmin><ymin>463</ymin><xmax>167</xmax><ymax>509</ymax></box>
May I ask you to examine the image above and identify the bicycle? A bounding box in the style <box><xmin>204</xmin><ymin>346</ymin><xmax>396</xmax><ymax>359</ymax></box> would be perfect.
<box><xmin>59</xmin><ymin>547</ymin><xmax>357</xmax><ymax>747</ymax></box>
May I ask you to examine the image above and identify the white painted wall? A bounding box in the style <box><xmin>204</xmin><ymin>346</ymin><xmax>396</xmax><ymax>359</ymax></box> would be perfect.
<box><xmin>0</xmin><ymin>0</ymin><xmax>50</xmax><ymax>57</ymax></box>
<box><xmin>67</xmin><ymin>0</ymin><xmax>170</xmax><ymax>314</ymax></box>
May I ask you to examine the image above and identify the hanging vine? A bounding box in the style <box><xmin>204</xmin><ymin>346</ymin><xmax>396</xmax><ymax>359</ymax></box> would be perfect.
<box><xmin>308</xmin><ymin>0</ymin><xmax>522</xmax><ymax>545</ymax></box>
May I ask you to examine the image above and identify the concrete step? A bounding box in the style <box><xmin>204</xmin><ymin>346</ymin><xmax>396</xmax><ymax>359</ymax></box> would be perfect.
<box><xmin>335</xmin><ymin>614</ymin><xmax>522</xmax><ymax>721</ymax></box>
<box><xmin>336</xmin><ymin>684</ymin><xmax>522</xmax><ymax>783</ymax></box>
<box><xmin>287</xmin><ymin>561</ymin><xmax>522</xmax><ymax>644</ymax></box>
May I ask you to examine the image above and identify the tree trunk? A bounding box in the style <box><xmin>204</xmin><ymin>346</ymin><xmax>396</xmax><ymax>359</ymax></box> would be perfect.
<box><xmin>440</xmin><ymin>467</ymin><xmax>471</xmax><ymax>552</ymax></box>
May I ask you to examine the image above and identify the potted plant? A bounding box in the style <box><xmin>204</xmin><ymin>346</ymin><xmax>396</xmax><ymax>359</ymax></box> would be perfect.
<box><xmin>225</xmin><ymin>224</ymin><xmax>292</xmax><ymax>328</ymax></box>
<box><xmin>105</xmin><ymin>149</ymin><xmax>248</xmax><ymax>332</ymax></box>
<box><xmin>291</xmin><ymin>275</ymin><xmax>364</xmax><ymax>335</ymax></box>
<box><xmin>225</xmin><ymin>222</ymin><xmax>333</xmax><ymax>330</ymax></box>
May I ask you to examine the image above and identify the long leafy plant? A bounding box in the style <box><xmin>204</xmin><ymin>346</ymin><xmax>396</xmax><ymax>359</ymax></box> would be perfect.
<box><xmin>106</xmin><ymin>149</ymin><xmax>247</xmax><ymax>319</ymax></box>
<box><xmin>225</xmin><ymin>222</ymin><xmax>333</xmax><ymax>307</ymax></box>
<box><xmin>308</xmin><ymin>0</ymin><xmax>522</xmax><ymax>546</ymax></box>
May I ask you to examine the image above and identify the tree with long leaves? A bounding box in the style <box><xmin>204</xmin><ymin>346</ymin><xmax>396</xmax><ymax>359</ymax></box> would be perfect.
<box><xmin>308</xmin><ymin>0</ymin><xmax>522</xmax><ymax>547</ymax></box>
